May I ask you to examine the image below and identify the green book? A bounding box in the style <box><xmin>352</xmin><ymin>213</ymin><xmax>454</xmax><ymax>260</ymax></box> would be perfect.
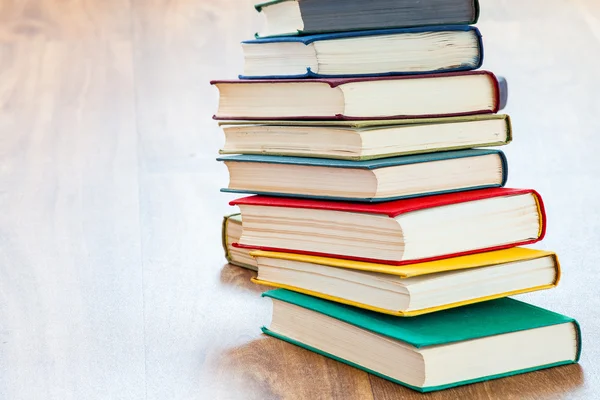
<box><xmin>219</xmin><ymin>114</ymin><xmax>512</xmax><ymax>161</ymax></box>
<box><xmin>222</xmin><ymin>213</ymin><xmax>258</xmax><ymax>271</ymax></box>
<box><xmin>262</xmin><ymin>289</ymin><xmax>581</xmax><ymax>392</ymax></box>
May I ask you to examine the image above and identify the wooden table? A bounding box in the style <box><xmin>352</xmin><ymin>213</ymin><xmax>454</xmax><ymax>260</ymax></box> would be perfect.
<box><xmin>1</xmin><ymin>0</ymin><xmax>598</xmax><ymax>398</ymax></box>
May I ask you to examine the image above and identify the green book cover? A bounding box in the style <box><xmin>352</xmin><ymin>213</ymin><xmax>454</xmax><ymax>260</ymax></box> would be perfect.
<box><xmin>218</xmin><ymin>113</ymin><xmax>510</xmax><ymax>128</ymax></box>
<box><xmin>262</xmin><ymin>289</ymin><xmax>581</xmax><ymax>392</ymax></box>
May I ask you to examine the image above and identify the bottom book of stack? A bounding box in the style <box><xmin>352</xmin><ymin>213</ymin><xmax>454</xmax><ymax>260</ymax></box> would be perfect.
<box><xmin>262</xmin><ymin>289</ymin><xmax>581</xmax><ymax>393</ymax></box>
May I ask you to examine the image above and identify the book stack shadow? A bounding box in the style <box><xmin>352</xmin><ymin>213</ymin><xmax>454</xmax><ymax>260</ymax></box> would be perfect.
<box><xmin>215</xmin><ymin>0</ymin><xmax>581</xmax><ymax>393</ymax></box>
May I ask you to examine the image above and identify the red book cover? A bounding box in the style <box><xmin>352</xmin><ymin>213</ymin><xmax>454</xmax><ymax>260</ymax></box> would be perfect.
<box><xmin>211</xmin><ymin>71</ymin><xmax>502</xmax><ymax>121</ymax></box>
<box><xmin>231</xmin><ymin>188</ymin><xmax>547</xmax><ymax>265</ymax></box>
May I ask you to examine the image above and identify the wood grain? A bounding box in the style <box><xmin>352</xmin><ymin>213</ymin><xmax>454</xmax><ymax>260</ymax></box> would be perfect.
<box><xmin>0</xmin><ymin>5</ymin><xmax>145</xmax><ymax>399</ymax></box>
<box><xmin>0</xmin><ymin>0</ymin><xmax>598</xmax><ymax>399</ymax></box>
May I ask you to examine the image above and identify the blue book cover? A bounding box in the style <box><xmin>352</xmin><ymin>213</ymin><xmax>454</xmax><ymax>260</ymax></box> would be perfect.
<box><xmin>240</xmin><ymin>25</ymin><xmax>483</xmax><ymax>79</ymax></box>
<box><xmin>217</xmin><ymin>149</ymin><xmax>508</xmax><ymax>202</ymax></box>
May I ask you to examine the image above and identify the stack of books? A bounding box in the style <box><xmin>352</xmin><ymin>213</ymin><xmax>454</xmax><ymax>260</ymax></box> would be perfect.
<box><xmin>215</xmin><ymin>0</ymin><xmax>581</xmax><ymax>393</ymax></box>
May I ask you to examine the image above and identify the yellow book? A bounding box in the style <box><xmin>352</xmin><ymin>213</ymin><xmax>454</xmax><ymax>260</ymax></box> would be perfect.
<box><xmin>251</xmin><ymin>248</ymin><xmax>560</xmax><ymax>317</ymax></box>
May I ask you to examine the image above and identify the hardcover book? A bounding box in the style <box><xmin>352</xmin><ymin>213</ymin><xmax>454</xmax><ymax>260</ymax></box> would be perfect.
<box><xmin>255</xmin><ymin>0</ymin><xmax>480</xmax><ymax>38</ymax></box>
<box><xmin>211</xmin><ymin>71</ymin><xmax>507</xmax><ymax>121</ymax></box>
<box><xmin>222</xmin><ymin>213</ymin><xmax>257</xmax><ymax>271</ymax></box>
<box><xmin>231</xmin><ymin>188</ymin><xmax>547</xmax><ymax>265</ymax></box>
<box><xmin>262</xmin><ymin>289</ymin><xmax>581</xmax><ymax>392</ymax></box>
<box><xmin>218</xmin><ymin>149</ymin><xmax>507</xmax><ymax>202</ymax></box>
<box><xmin>218</xmin><ymin>114</ymin><xmax>512</xmax><ymax>161</ymax></box>
<box><xmin>241</xmin><ymin>26</ymin><xmax>483</xmax><ymax>79</ymax></box>
<box><xmin>251</xmin><ymin>247</ymin><xmax>561</xmax><ymax>316</ymax></box>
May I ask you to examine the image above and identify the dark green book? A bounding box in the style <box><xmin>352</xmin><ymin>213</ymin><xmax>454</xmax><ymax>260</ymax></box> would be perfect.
<box><xmin>262</xmin><ymin>289</ymin><xmax>581</xmax><ymax>392</ymax></box>
<box><xmin>222</xmin><ymin>213</ymin><xmax>258</xmax><ymax>271</ymax></box>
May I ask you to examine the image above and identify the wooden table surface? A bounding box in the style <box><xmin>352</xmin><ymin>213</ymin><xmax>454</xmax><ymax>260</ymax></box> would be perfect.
<box><xmin>1</xmin><ymin>0</ymin><xmax>599</xmax><ymax>399</ymax></box>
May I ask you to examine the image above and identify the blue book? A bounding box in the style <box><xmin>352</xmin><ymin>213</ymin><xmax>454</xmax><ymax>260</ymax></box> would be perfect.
<box><xmin>240</xmin><ymin>26</ymin><xmax>483</xmax><ymax>79</ymax></box>
<box><xmin>217</xmin><ymin>149</ymin><xmax>507</xmax><ymax>202</ymax></box>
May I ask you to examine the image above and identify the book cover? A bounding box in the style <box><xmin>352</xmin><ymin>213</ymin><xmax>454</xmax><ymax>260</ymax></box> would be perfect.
<box><xmin>221</xmin><ymin>213</ymin><xmax>237</xmax><ymax>264</ymax></box>
<box><xmin>231</xmin><ymin>188</ymin><xmax>547</xmax><ymax>265</ymax></box>
<box><xmin>240</xmin><ymin>25</ymin><xmax>483</xmax><ymax>79</ymax></box>
<box><xmin>251</xmin><ymin>247</ymin><xmax>561</xmax><ymax>316</ymax></box>
<box><xmin>262</xmin><ymin>289</ymin><xmax>582</xmax><ymax>392</ymax></box>
<box><xmin>217</xmin><ymin>113</ymin><xmax>511</xmax><ymax>128</ymax></box>
<box><xmin>222</xmin><ymin>213</ymin><xmax>258</xmax><ymax>271</ymax></box>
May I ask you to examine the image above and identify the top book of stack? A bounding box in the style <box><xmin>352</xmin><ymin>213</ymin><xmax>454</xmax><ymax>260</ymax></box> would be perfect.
<box><xmin>255</xmin><ymin>0</ymin><xmax>480</xmax><ymax>38</ymax></box>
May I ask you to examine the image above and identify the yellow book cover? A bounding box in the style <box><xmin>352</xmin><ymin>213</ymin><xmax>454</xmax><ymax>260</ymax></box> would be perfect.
<box><xmin>251</xmin><ymin>247</ymin><xmax>561</xmax><ymax>316</ymax></box>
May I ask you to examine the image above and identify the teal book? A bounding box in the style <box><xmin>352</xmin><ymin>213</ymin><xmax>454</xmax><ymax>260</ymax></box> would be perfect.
<box><xmin>218</xmin><ymin>148</ymin><xmax>507</xmax><ymax>202</ymax></box>
<box><xmin>262</xmin><ymin>289</ymin><xmax>581</xmax><ymax>392</ymax></box>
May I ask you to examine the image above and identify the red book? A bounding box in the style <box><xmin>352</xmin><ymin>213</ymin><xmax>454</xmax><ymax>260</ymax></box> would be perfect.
<box><xmin>231</xmin><ymin>188</ymin><xmax>546</xmax><ymax>265</ymax></box>
<box><xmin>211</xmin><ymin>71</ymin><xmax>507</xmax><ymax>121</ymax></box>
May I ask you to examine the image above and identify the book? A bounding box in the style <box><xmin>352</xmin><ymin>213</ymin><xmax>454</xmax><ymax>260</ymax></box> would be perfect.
<box><xmin>211</xmin><ymin>71</ymin><xmax>507</xmax><ymax>121</ymax></box>
<box><xmin>262</xmin><ymin>289</ymin><xmax>581</xmax><ymax>392</ymax></box>
<box><xmin>218</xmin><ymin>114</ymin><xmax>512</xmax><ymax>161</ymax></box>
<box><xmin>254</xmin><ymin>0</ymin><xmax>480</xmax><ymax>38</ymax></box>
<box><xmin>222</xmin><ymin>213</ymin><xmax>257</xmax><ymax>271</ymax></box>
<box><xmin>251</xmin><ymin>248</ymin><xmax>560</xmax><ymax>316</ymax></box>
<box><xmin>231</xmin><ymin>188</ymin><xmax>547</xmax><ymax>265</ymax></box>
<box><xmin>218</xmin><ymin>149</ymin><xmax>507</xmax><ymax>202</ymax></box>
<box><xmin>241</xmin><ymin>26</ymin><xmax>483</xmax><ymax>79</ymax></box>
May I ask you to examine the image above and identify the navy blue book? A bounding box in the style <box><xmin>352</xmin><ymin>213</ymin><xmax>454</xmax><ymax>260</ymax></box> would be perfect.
<box><xmin>240</xmin><ymin>26</ymin><xmax>483</xmax><ymax>79</ymax></box>
<box><xmin>217</xmin><ymin>149</ymin><xmax>508</xmax><ymax>202</ymax></box>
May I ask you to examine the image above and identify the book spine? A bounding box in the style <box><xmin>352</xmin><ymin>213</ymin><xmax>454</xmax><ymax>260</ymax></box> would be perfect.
<box><xmin>221</xmin><ymin>214</ymin><xmax>235</xmax><ymax>263</ymax></box>
<box><xmin>472</xmin><ymin>0</ymin><xmax>481</xmax><ymax>24</ymax></box>
<box><xmin>498</xmin><ymin>150</ymin><xmax>508</xmax><ymax>186</ymax></box>
<box><xmin>531</xmin><ymin>191</ymin><xmax>547</xmax><ymax>241</ymax></box>
<box><xmin>505</xmin><ymin>115</ymin><xmax>513</xmax><ymax>144</ymax></box>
